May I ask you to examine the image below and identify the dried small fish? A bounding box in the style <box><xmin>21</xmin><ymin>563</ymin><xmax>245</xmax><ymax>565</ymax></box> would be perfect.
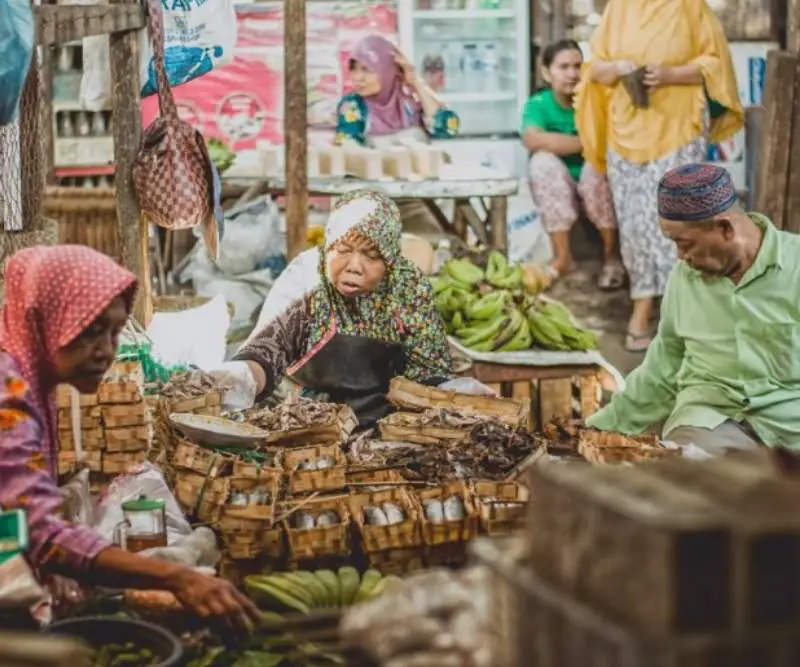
<box><xmin>244</xmin><ymin>397</ymin><xmax>339</xmax><ymax>431</ymax></box>
<box><xmin>295</xmin><ymin>511</ymin><xmax>315</xmax><ymax>530</ymax></box>
<box><xmin>382</xmin><ymin>502</ymin><xmax>406</xmax><ymax>525</ymax></box>
<box><xmin>365</xmin><ymin>506</ymin><xmax>389</xmax><ymax>526</ymax></box>
<box><xmin>315</xmin><ymin>456</ymin><xmax>335</xmax><ymax>470</ymax></box>
<box><xmin>315</xmin><ymin>510</ymin><xmax>340</xmax><ymax>527</ymax></box>
<box><xmin>424</xmin><ymin>499</ymin><xmax>444</xmax><ymax>523</ymax></box>
<box><xmin>160</xmin><ymin>370</ymin><xmax>220</xmax><ymax>400</ymax></box>
<box><xmin>443</xmin><ymin>496</ymin><xmax>466</xmax><ymax>521</ymax></box>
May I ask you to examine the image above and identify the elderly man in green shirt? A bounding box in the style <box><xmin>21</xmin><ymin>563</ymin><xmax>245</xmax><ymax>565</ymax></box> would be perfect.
<box><xmin>587</xmin><ymin>163</ymin><xmax>800</xmax><ymax>454</ymax></box>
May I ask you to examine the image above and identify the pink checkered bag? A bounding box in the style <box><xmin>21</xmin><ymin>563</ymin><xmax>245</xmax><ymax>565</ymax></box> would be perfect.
<box><xmin>133</xmin><ymin>0</ymin><xmax>215</xmax><ymax>234</ymax></box>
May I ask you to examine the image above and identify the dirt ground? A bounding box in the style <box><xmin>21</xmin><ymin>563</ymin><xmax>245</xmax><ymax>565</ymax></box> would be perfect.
<box><xmin>548</xmin><ymin>223</ymin><xmax>645</xmax><ymax>377</ymax></box>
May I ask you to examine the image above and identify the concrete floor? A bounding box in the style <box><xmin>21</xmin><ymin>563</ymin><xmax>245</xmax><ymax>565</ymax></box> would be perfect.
<box><xmin>548</xmin><ymin>222</ymin><xmax>646</xmax><ymax>377</ymax></box>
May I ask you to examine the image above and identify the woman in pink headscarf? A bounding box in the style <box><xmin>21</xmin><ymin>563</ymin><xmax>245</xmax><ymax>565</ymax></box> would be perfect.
<box><xmin>336</xmin><ymin>35</ymin><xmax>459</xmax><ymax>146</ymax></box>
<box><xmin>0</xmin><ymin>245</ymin><xmax>259</xmax><ymax>628</ymax></box>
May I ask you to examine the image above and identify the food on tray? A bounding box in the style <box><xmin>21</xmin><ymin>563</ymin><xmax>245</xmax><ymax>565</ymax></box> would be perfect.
<box><xmin>244</xmin><ymin>567</ymin><xmax>398</xmax><ymax>614</ymax></box>
<box><xmin>432</xmin><ymin>250</ymin><xmax>598</xmax><ymax>352</ymax></box>
<box><xmin>243</xmin><ymin>397</ymin><xmax>339</xmax><ymax>431</ymax></box>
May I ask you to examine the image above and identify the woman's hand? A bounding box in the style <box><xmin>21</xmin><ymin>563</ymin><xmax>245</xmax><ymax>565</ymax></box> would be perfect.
<box><xmin>614</xmin><ymin>60</ymin><xmax>637</xmax><ymax>78</ymax></box>
<box><xmin>394</xmin><ymin>50</ymin><xmax>418</xmax><ymax>87</ymax></box>
<box><xmin>643</xmin><ymin>64</ymin><xmax>671</xmax><ymax>90</ymax></box>
<box><xmin>171</xmin><ymin>568</ymin><xmax>261</xmax><ymax>632</ymax></box>
<box><xmin>46</xmin><ymin>574</ymin><xmax>87</xmax><ymax>610</ymax></box>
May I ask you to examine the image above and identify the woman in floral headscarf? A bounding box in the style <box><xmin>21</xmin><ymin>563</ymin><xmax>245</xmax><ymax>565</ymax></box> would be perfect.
<box><xmin>222</xmin><ymin>190</ymin><xmax>488</xmax><ymax>426</ymax></box>
<box><xmin>0</xmin><ymin>246</ymin><xmax>258</xmax><ymax>628</ymax></box>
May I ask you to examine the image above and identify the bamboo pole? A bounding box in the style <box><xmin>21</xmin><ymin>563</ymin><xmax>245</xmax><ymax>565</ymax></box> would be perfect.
<box><xmin>284</xmin><ymin>0</ymin><xmax>308</xmax><ymax>260</ymax></box>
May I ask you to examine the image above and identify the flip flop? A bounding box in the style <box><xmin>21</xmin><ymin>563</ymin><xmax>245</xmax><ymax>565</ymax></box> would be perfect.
<box><xmin>597</xmin><ymin>262</ymin><xmax>626</xmax><ymax>291</ymax></box>
<box><xmin>625</xmin><ymin>331</ymin><xmax>652</xmax><ymax>353</ymax></box>
<box><xmin>544</xmin><ymin>262</ymin><xmax>577</xmax><ymax>289</ymax></box>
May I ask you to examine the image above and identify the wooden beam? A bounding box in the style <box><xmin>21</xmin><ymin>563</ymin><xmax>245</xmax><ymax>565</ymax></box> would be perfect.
<box><xmin>789</xmin><ymin>0</ymin><xmax>800</xmax><ymax>52</ymax></box>
<box><xmin>755</xmin><ymin>51</ymin><xmax>797</xmax><ymax>230</ymax></box>
<box><xmin>35</xmin><ymin>4</ymin><xmax>145</xmax><ymax>46</ymax></box>
<box><xmin>284</xmin><ymin>0</ymin><xmax>308</xmax><ymax>261</ymax></box>
<box><xmin>109</xmin><ymin>18</ymin><xmax>149</xmax><ymax>324</ymax></box>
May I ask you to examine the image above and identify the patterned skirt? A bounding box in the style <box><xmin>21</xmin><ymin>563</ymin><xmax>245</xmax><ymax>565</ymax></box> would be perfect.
<box><xmin>607</xmin><ymin>135</ymin><xmax>707</xmax><ymax>300</ymax></box>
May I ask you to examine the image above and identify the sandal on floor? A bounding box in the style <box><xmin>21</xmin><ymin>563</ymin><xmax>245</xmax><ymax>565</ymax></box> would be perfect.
<box><xmin>597</xmin><ymin>262</ymin><xmax>626</xmax><ymax>291</ymax></box>
<box><xmin>625</xmin><ymin>331</ymin><xmax>652</xmax><ymax>353</ymax></box>
<box><xmin>544</xmin><ymin>263</ymin><xmax>576</xmax><ymax>289</ymax></box>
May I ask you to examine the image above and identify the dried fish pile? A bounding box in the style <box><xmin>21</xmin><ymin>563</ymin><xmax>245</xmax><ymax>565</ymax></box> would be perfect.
<box><xmin>341</xmin><ymin>567</ymin><xmax>493</xmax><ymax>667</ymax></box>
<box><xmin>373</xmin><ymin>420</ymin><xmax>536</xmax><ymax>483</ymax></box>
<box><xmin>159</xmin><ymin>370</ymin><xmax>220</xmax><ymax>401</ymax></box>
<box><xmin>244</xmin><ymin>398</ymin><xmax>339</xmax><ymax>431</ymax></box>
<box><xmin>418</xmin><ymin>408</ymin><xmax>486</xmax><ymax>429</ymax></box>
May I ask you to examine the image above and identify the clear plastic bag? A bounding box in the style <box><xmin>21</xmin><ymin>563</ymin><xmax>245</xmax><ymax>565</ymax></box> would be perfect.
<box><xmin>93</xmin><ymin>463</ymin><xmax>191</xmax><ymax>545</ymax></box>
<box><xmin>437</xmin><ymin>378</ymin><xmax>497</xmax><ymax>397</ymax></box>
<box><xmin>0</xmin><ymin>0</ymin><xmax>34</xmax><ymax>125</ymax></box>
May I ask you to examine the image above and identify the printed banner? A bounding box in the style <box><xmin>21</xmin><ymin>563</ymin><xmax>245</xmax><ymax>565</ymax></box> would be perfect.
<box><xmin>142</xmin><ymin>2</ymin><xmax>398</xmax><ymax>150</ymax></box>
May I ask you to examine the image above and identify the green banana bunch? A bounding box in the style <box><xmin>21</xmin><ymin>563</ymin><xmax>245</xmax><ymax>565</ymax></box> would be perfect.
<box><xmin>429</xmin><ymin>275</ymin><xmax>452</xmax><ymax>295</ymax></box>
<box><xmin>244</xmin><ymin>567</ymin><xmax>396</xmax><ymax>613</ymax></box>
<box><xmin>443</xmin><ymin>259</ymin><xmax>485</xmax><ymax>288</ymax></box>
<box><xmin>464</xmin><ymin>291</ymin><xmax>509</xmax><ymax>320</ymax></box>
<box><xmin>485</xmin><ymin>250</ymin><xmax>509</xmax><ymax>284</ymax></box>
<box><xmin>537</xmin><ymin>299</ymin><xmax>599</xmax><ymax>351</ymax></box>
<box><xmin>456</xmin><ymin>312</ymin><xmax>511</xmax><ymax>348</ymax></box>
<box><xmin>496</xmin><ymin>314</ymin><xmax>533</xmax><ymax>352</ymax></box>
<box><xmin>451</xmin><ymin>310</ymin><xmax>464</xmax><ymax>329</ymax></box>
<box><xmin>527</xmin><ymin>306</ymin><xmax>569</xmax><ymax>351</ymax></box>
<box><xmin>490</xmin><ymin>264</ymin><xmax>523</xmax><ymax>290</ymax></box>
<box><xmin>489</xmin><ymin>307</ymin><xmax>526</xmax><ymax>351</ymax></box>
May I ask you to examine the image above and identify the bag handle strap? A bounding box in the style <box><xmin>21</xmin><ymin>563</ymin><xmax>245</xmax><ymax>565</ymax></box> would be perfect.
<box><xmin>145</xmin><ymin>0</ymin><xmax>179</xmax><ymax>123</ymax></box>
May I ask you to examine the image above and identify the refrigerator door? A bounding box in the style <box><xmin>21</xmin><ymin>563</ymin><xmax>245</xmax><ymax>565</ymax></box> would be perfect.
<box><xmin>399</xmin><ymin>0</ymin><xmax>529</xmax><ymax>136</ymax></box>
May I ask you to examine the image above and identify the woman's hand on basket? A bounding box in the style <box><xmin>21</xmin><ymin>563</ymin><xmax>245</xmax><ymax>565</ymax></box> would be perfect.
<box><xmin>171</xmin><ymin>568</ymin><xmax>261</xmax><ymax>632</ymax></box>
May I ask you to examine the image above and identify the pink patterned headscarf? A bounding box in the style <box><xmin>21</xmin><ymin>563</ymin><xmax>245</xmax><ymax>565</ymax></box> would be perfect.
<box><xmin>0</xmin><ymin>246</ymin><xmax>137</xmax><ymax>472</ymax></box>
<box><xmin>350</xmin><ymin>35</ymin><xmax>416</xmax><ymax>136</ymax></box>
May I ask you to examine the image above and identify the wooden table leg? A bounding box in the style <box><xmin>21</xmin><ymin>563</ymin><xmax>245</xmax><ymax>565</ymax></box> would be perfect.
<box><xmin>488</xmin><ymin>196</ymin><xmax>508</xmax><ymax>252</ymax></box>
<box><xmin>451</xmin><ymin>198</ymin><xmax>468</xmax><ymax>240</ymax></box>
<box><xmin>420</xmin><ymin>198</ymin><xmax>461</xmax><ymax>238</ymax></box>
<box><xmin>455</xmin><ymin>198</ymin><xmax>489</xmax><ymax>245</ymax></box>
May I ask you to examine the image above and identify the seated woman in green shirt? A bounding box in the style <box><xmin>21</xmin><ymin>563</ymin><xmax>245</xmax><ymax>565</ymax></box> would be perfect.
<box><xmin>521</xmin><ymin>39</ymin><xmax>624</xmax><ymax>290</ymax></box>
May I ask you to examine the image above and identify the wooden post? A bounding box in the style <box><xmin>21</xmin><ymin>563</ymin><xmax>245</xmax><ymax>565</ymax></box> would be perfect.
<box><xmin>755</xmin><ymin>51</ymin><xmax>797</xmax><ymax>230</ymax></box>
<box><xmin>109</xmin><ymin>14</ymin><xmax>149</xmax><ymax>324</ymax></box>
<box><xmin>788</xmin><ymin>0</ymin><xmax>800</xmax><ymax>52</ymax></box>
<box><xmin>488</xmin><ymin>196</ymin><xmax>508</xmax><ymax>253</ymax></box>
<box><xmin>284</xmin><ymin>0</ymin><xmax>308</xmax><ymax>260</ymax></box>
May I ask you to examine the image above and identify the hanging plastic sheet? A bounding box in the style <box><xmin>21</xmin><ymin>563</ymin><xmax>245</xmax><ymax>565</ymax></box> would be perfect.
<box><xmin>0</xmin><ymin>0</ymin><xmax>34</xmax><ymax>126</ymax></box>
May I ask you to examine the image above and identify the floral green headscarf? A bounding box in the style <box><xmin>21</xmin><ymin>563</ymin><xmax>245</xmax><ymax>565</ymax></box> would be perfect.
<box><xmin>305</xmin><ymin>189</ymin><xmax>452</xmax><ymax>383</ymax></box>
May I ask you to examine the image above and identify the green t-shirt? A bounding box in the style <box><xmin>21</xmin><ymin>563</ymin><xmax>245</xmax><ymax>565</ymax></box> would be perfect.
<box><xmin>521</xmin><ymin>88</ymin><xmax>583</xmax><ymax>181</ymax></box>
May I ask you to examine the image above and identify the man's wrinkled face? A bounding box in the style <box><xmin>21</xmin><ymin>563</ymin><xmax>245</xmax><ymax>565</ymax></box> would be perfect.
<box><xmin>660</xmin><ymin>218</ymin><xmax>739</xmax><ymax>276</ymax></box>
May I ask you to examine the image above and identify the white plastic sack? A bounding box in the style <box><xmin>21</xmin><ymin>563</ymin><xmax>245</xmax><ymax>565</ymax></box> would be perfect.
<box><xmin>93</xmin><ymin>463</ymin><xmax>192</xmax><ymax>546</ymax></box>
<box><xmin>138</xmin><ymin>0</ymin><xmax>237</xmax><ymax>98</ymax></box>
<box><xmin>80</xmin><ymin>0</ymin><xmax>236</xmax><ymax>109</ymax></box>
<box><xmin>437</xmin><ymin>378</ymin><xmax>496</xmax><ymax>397</ymax></box>
<box><xmin>506</xmin><ymin>178</ymin><xmax>552</xmax><ymax>266</ymax></box>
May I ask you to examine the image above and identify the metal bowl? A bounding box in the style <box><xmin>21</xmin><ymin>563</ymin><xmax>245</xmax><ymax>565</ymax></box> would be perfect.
<box><xmin>46</xmin><ymin>616</ymin><xmax>183</xmax><ymax>667</ymax></box>
<box><xmin>169</xmin><ymin>412</ymin><xmax>268</xmax><ymax>447</ymax></box>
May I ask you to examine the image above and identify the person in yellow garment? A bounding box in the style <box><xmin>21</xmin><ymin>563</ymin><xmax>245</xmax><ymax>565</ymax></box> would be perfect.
<box><xmin>575</xmin><ymin>0</ymin><xmax>743</xmax><ymax>352</ymax></box>
<box><xmin>586</xmin><ymin>164</ymin><xmax>800</xmax><ymax>455</ymax></box>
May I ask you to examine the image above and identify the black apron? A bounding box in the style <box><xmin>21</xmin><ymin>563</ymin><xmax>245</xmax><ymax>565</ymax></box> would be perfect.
<box><xmin>290</xmin><ymin>333</ymin><xmax>405</xmax><ymax>427</ymax></box>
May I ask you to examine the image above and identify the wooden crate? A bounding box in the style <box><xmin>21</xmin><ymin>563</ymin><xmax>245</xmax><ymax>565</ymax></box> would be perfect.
<box><xmin>349</xmin><ymin>487</ymin><xmax>422</xmax><ymax>552</ymax></box>
<box><xmin>463</xmin><ymin>362</ymin><xmax>607</xmax><ymax>431</ymax></box>
<box><xmin>472</xmin><ymin>537</ymin><xmax>800</xmax><ymax>667</ymax></box>
<box><xmin>264</xmin><ymin>405</ymin><xmax>357</xmax><ymax>448</ymax></box>
<box><xmin>473</xmin><ymin>480</ymin><xmax>530</xmax><ymax>535</ymax></box>
<box><xmin>527</xmin><ymin>461</ymin><xmax>732</xmax><ymax>639</ymax></box>
<box><xmin>417</xmin><ymin>481</ymin><xmax>478</xmax><ymax>547</ymax></box>
<box><xmin>377</xmin><ymin>411</ymin><xmax>469</xmax><ymax>446</ymax></box>
<box><xmin>282</xmin><ymin>495</ymin><xmax>352</xmax><ymax>561</ymax></box>
<box><xmin>283</xmin><ymin>444</ymin><xmax>347</xmax><ymax>494</ymax></box>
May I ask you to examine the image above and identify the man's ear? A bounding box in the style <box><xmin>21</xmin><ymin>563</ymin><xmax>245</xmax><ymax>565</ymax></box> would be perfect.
<box><xmin>716</xmin><ymin>217</ymin><xmax>735</xmax><ymax>239</ymax></box>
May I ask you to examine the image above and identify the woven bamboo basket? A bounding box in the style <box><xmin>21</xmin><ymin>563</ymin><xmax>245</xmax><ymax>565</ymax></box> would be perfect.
<box><xmin>97</xmin><ymin>379</ymin><xmax>142</xmax><ymax>405</ymax></box>
<box><xmin>264</xmin><ymin>405</ymin><xmax>358</xmax><ymax>448</ymax></box>
<box><xmin>83</xmin><ymin>450</ymin><xmax>103</xmax><ymax>473</ymax></box>
<box><xmin>377</xmin><ymin>412</ymin><xmax>469</xmax><ymax>446</ymax></box>
<box><xmin>364</xmin><ymin>546</ymin><xmax>425</xmax><ymax>576</ymax></box>
<box><xmin>154</xmin><ymin>389</ymin><xmax>223</xmax><ymax>457</ymax></box>
<box><xmin>284</xmin><ymin>444</ymin><xmax>347</xmax><ymax>494</ymax></box>
<box><xmin>57</xmin><ymin>427</ymin><xmax>105</xmax><ymax>452</ymax></box>
<box><xmin>173</xmin><ymin>470</ymin><xmax>227</xmax><ymax>521</ymax></box>
<box><xmin>349</xmin><ymin>487</ymin><xmax>422</xmax><ymax>552</ymax></box>
<box><xmin>417</xmin><ymin>480</ymin><xmax>478</xmax><ymax>547</ymax></box>
<box><xmin>58</xmin><ymin>451</ymin><xmax>78</xmax><ymax>477</ymax></box>
<box><xmin>44</xmin><ymin>187</ymin><xmax>121</xmax><ymax>262</ymax></box>
<box><xmin>104</xmin><ymin>425</ymin><xmax>150</xmax><ymax>453</ymax></box>
<box><xmin>102</xmin><ymin>451</ymin><xmax>147</xmax><ymax>475</ymax></box>
<box><xmin>473</xmin><ymin>480</ymin><xmax>530</xmax><ymax>535</ymax></box>
<box><xmin>282</xmin><ymin>495</ymin><xmax>352</xmax><ymax>561</ymax></box>
<box><xmin>222</xmin><ymin>525</ymin><xmax>285</xmax><ymax>560</ymax></box>
<box><xmin>218</xmin><ymin>474</ymin><xmax>281</xmax><ymax>523</ymax></box>
<box><xmin>232</xmin><ymin>454</ymin><xmax>283</xmax><ymax>480</ymax></box>
<box><xmin>346</xmin><ymin>466</ymin><xmax>405</xmax><ymax>487</ymax></box>
<box><xmin>173</xmin><ymin>439</ymin><xmax>235</xmax><ymax>478</ymax></box>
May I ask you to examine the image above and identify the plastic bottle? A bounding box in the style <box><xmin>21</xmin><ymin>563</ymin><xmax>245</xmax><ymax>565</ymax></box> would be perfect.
<box><xmin>482</xmin><ymin>43</ymin><xmax>499</xmax><ymax>92</ymax></box>
<box><xmin>433</xmin><ymin>238</ymin><xmax>453</xmax><ymax>275</ymax></box>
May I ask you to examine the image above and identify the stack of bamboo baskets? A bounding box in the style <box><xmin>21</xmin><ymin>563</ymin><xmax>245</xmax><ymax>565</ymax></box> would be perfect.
<box><xmin>56</xmin><ymin>360</ymin><xmax>150</xmax><ymax>478</ymax></box>
<box><xmin>475</xmin><ymin>449</ymin><xmax>800</xmax><ymax>667</ymax></box>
